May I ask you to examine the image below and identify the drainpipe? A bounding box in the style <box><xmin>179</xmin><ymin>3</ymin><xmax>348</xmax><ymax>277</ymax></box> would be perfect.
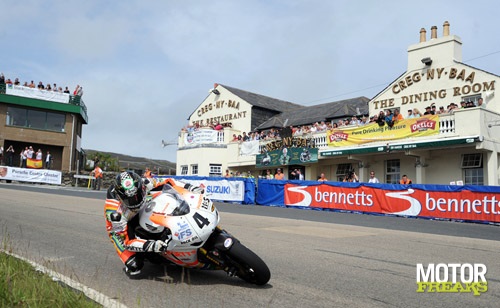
<box><xmin>70</xmin><ymin>114</ymin><xmax>75</xmax><ymax>172</ymax></box>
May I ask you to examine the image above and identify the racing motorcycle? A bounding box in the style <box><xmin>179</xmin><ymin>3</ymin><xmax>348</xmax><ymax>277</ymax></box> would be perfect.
<box><xmin>134</xmin><ymin>183</ymin><xmax>271</xmax><ymax>285</ymax></box>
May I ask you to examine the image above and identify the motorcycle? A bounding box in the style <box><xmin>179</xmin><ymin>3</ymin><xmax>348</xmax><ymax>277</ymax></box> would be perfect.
<box><xmin>134</xmin><ymin>183</ymin><xmax>271</xmax><ymax>285</ymax></box>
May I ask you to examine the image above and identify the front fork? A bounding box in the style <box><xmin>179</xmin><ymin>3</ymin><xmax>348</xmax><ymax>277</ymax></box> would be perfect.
<box><xmin>198</xmin><ymin>226</ymin><xmax>237</xmax><ymax>273</ymax></box>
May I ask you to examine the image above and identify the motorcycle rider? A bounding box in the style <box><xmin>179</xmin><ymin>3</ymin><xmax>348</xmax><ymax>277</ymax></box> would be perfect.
<box><xmin>104</xmin><ymin>171</ymin><xmax>204</xmax><ymax>278</ymax></box>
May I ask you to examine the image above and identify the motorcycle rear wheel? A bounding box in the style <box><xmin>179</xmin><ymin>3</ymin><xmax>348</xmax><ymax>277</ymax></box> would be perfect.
<box><xmin>227</xmin><ymin>241</ymin><xmax>270</xmax><ymax>285</ymax></box>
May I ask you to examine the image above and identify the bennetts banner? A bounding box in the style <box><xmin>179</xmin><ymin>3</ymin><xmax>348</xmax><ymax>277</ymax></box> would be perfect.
<box><xmin>327</xmin><ymin>115</ymin><xmax>440</xmax><ymax>147</ymax></box>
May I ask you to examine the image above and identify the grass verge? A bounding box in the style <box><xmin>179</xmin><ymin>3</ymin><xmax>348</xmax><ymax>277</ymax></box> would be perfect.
<box><xmin>0</xmin><ymin>251</ymin><xmax>101</xmax><ymax>307</ymax></box>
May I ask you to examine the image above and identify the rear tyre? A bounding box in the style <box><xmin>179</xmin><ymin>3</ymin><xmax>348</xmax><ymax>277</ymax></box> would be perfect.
<box><xmin>227</xmin><ymin>241</ymin><xmax>270</xmax><ymax>285</ymax></box>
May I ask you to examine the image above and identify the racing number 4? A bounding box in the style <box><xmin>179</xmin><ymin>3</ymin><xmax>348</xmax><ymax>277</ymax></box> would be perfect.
<box><xmin>193</xmin><ymin>212</ymin><xmax>210</xmax><ymax>229</ymax></box>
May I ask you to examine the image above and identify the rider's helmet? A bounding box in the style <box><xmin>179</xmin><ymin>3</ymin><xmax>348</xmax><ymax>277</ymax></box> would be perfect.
<box><xmin>114</xmin><ymin>171</ymin><xmax>147</xmax><ymax>211</ymax></box>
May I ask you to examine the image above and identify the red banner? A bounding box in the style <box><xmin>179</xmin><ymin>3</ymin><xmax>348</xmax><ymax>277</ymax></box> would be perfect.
<box><xmin>285</xmin><ymin>184</ymin><xmax>500</xmax><ymax>223</ymax></box>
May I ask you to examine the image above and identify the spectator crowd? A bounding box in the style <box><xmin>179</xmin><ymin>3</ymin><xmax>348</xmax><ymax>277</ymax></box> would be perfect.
<box><xmin>0</xmin><ymin>72</ymin><xmax>83</xmax><ymax>97</ymax></box>
<box><xmin>0</xmin><ymin>144</ymin><xmax>53</xmax><ymax>169</ymax></box>
<box><xmin>180</xmin><ymin>98</ymin><xmax>485</xmax><ymax>145</ymax></box>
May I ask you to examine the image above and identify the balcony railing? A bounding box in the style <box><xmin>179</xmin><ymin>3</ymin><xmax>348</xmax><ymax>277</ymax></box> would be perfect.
<box><xmin>179</xmin><ymin>107</ymin><xmax>500</xmax><ymax>163</ymax></box>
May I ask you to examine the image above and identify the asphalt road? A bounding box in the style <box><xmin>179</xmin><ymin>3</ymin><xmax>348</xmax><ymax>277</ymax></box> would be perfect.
<box><xmin>1</xmin><ymin>182</ymin><xmax>500</xmax><ymax>308</ymax></box>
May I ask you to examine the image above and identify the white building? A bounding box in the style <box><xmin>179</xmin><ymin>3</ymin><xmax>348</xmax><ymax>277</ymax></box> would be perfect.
<box><xmin>177</xmin><ymin>22</ymin><xmax>499</xmax><ymax>186</ymax></box>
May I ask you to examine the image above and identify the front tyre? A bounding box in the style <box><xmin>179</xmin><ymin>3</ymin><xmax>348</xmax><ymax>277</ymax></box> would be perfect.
<box><xmin>227</xmin><ymin>241</ymin><xmax>270</xmax><ymax>285</ymax></box>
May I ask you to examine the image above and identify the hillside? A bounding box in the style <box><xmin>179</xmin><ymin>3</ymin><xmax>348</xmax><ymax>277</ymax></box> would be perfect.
<box><xmin>84</xmin><ymin>149</ymin><xmax>176</xmax><ymax>175</ymax></box>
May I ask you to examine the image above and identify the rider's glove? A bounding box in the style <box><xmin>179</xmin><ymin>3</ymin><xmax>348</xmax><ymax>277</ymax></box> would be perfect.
<box><xmin>184</xmin><ymin>183</ymin><xmax>204</xmax><ymax>194</ymax></box>
<box><xmin>144</xmin><ymin>240</ymin><xmax>169</xmax><ymax>253</ymax></box>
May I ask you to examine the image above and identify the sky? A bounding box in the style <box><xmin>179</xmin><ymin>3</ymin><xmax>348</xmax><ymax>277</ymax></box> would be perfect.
<box><xmin>2</xmin><ymin>0</ymin><xmax>500</xmax><ymax>163</ymax></box>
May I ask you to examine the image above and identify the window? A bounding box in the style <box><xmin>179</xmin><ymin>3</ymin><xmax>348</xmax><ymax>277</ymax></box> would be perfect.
<box><xmin>180</xmin><ymin>165</ymin><xmax>188</xmax><ymax>175</ymax></box>
<box><xmin>385</xmin><ymin>159</ymin><xmax>400</xmax><ymax>184</ymax></box>
<box><xmin>461</xmin><ymin>94</ymin><xmax>481</xmax><ymax>106</ymax></box>
<box><xmin>6</xmin><ymin>106</ymin><xmax>65</xmax><ymax>132</ymax></box>
<box><xmin>462</xmin><ymin>154</ymin><xmax>483</xmax><ymax>185</ymax></box>
<box><xmin>336</xmin><ymin>163</ymin><xmax>353</xmax><ymax>181</ymax></box>
<box><xmin>464</xmin><ymin>168</ymin><xmax>484</xmax><ymax>185</ymax></box>
<box><xmin>461</xmin><ymin>153</ymin><xmax>482</xmax><ymax>168</ymax></box>
<box><xmin>191</xmin><ymin>164</ymin><xmax>198</xmax><ymax>175</ymax></box>
<box><xmin>209</xmin><ymin>164</ymin><xmax>222</xmax><ymax>177</ymax></box>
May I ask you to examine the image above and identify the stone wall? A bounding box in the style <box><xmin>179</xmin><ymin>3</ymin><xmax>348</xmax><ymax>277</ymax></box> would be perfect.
<box><xmin>62</xmin><ymin>171</ymin><xmax>118</xmax><ymax>189</ymax></box>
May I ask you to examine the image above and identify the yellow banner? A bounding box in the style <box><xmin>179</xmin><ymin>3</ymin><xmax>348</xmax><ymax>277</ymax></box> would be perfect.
<box><xmin>27</xmin><ymin>158</ymin><xmax>43</xmax><ymax>169</ymax></box>
<box><xmin>327</xmin><ymin>115</ymin><xmax>440</xmax><ymax>147</ymax></box>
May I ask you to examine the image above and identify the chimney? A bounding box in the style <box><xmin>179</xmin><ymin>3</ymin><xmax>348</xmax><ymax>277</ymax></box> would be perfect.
<box><xmin>431</xmin><ymin>26</ymin><xmax>437</xmax><ymax>39</ymax></box>
<box><xmin>443</xmin><ymin>21</ymin><xmax>450</xmax><ymax>36</ymax></box>
<box><xmin>419</xmin><ymin>28</ymin><xmax>427</xmax><ymax>43</ymax></box>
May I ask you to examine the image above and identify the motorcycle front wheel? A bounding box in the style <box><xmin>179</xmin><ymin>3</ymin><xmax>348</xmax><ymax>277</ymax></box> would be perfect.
<box><xmin>227</xmin><ymin>241</ymin><xmax>271</xmax><ymax>286</ymax></box>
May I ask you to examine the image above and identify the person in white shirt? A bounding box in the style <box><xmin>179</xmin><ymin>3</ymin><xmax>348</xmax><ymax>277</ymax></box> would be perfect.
<box><xmin>368</xmin><ymin>171</ymin><xmax>380</xmax><ymax>183</ymax></box>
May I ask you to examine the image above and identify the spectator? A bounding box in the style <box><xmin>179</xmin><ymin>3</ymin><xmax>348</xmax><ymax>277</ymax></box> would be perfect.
<box><xmin>385</xmin><ymin>109</ymin><xmax>394</xmax><ymax>127</ymax></box>
<box><xmin>400</xmin><ymin>174</ymin><xmax>412</xmax><ymax>184</ymax></box>
<box><xmin>368</xmin><ymin>171</ymin><xmax>380</xmax><ymax>183</ymax></box>
<box><xmin>265</xmin><ymin>169</ymin><xmax>274</xmax><ymax>179</ymax></box>
<box><xmin>460</xmin><ymin>101</ymin><xmax>466</xmax><ymax>109</ymax></box>
<box><xmin>6</xmin><ymin>145</ymin><xmax>15</xmax><ymax>166</ymax></box>
<box><xmin>14</xmin><ymin>78</ymin><xmax>20</xmax><ymax>85</ymax></box>
<box><xmin>296</xmin><ymin>169</ymin><xmax>304</xmax><ymax>180</ymax></box>
<box><xmin>436</xmin><ymin>106</ymin><xmax>446</xmax><ymax>114</ymax></box>
<box><xmin>5</xmin><ymin>78</ymin><xmax>12</xmax><ymax>84</ymax></box>
<box><xmin>407</xmin><ymin>109</ymin><xmax>414</xmax><ymax>119</ymax></box>
<box><xmin>64</xmin><ymin>86</ymin><xmax>70</xmax><ymax>94</ymax></box>
<box><xmin>393</xmin><ymin>108</ymin><xmax>404</xmax><ymax>123</ymax></box>
<box><xmin>343</xmin><ymin>170</ymin><xmax>359</xmax><ymax>182</ymax></box>
<box><xmin>224</xmin><ymin>169</ymin><xmax>231</xmax><ymax>178</ymax></box>
<box><xmin>36</xmin><ymin>149</ymin><xmax>42</xmax><ymax>160</ymax></box>
<box><xmin>412</xmin><ymin>108</ymin><xmax>423</xmax><ymax>118</ymax></box>
<box><xmin>27</xmin><ymin>146</ymin><xmax>34</xmax><ymax>159</ymax></box>
<box><xmin>477</xmin><ymin>98</ymin><xmax>486</xmax><ymax>108</ymax></box>
<box><xmin>318</xmin><ymin>173</ymin><xmax>328</xmax><ymax>182</ymax></box>
<box><xmin>29</xmin><ymin>80</ymin><xmax>35</xmax><ymax>88</ymax></box>
<box><xmin>423</xmin><ymin>106</ymin><xmax>432</xmax><ymax>115</ymax></box>
<box><xmin>143</xmin><ymin>167</ymin><xmax>152</xmax><ymax>178</ymax></box>
<box><xmin>0</xmin><ymin>73</ymin><xmax>5</xmax><ymax>84</ymax></box>
<box><xmin>92</xmin><ymin>164</ymin><xmax>103</xmax><ymax>190</ymax></box>
<box><xmin>431</xmin><ymin>105</ymin><xmax>438</xmax><ymax>113</ymax></box>
<box><xmin>377</xmin><ymin>111</ymin><xmax>386</xmax><ymax>126</ymax></box>
<box><xmin>37</xmin><ymin>81</ymin><xmax>44</xmax><ymax>89</ymax></box>
<box><xmin>275</xmin><ymin>168</ymin><xmax>285</xmax><ymax>180</ymax></box>
<box><xmin>20</xmin><ymin>147</ymin><xmax>28</xmax><ymax>168</ymax></box>
<box><xmin>45</xmin><ymin>151</ymin><xmax>52</xmax><ymax>169</ymax></box>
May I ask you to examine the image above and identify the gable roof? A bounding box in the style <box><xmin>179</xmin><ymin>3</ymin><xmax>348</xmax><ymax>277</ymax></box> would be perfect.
<box><xmin>255</xmin><ymin>96</ymin><xmax>370</xmax><ymax>130</ymax></box>
<box><xmin>220</xmin><ymin>84</ymin><xmax>303</xmax><ymax>112</ymax></box>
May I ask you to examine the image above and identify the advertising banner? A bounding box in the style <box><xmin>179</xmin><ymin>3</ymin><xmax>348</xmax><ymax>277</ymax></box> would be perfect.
<box><xmin>184</xmin><ymin>129</ymin><xmax>220</xmax><ymax>145</ymax></box>
<box><xmin>161</xmin><ymin>177</ymin><xmax>246</xmax><ymax>202</ymax></box>
<box><xmin>256</xmin><ymin>148</ymin><xmax>318</xmax><ymax>168</ymax></box>
<box><xmin>282</xmin><ymin>183</ymin><xmax>500</xmax><ymax>223</ymax></box>
<box><xmin>0</xmin><ymin>166</ymin><xmax>62</xmax><ymax>184</ymax></box>
<box><xmin>327</xmin><ymin>116</ymin><xmax>440</xmax><ymax>147</ymax></box>
<box><xmin>6</xmin><ymin>84</ymin><xmax>70</xmax><ymax>104</ymax></box>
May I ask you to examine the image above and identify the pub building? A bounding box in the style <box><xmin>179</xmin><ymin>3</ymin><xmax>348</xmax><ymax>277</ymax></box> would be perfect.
<box><xmin>177</xmin><ymin>21</ymin><xmax>499</xmax><ymax>186</ymax></box>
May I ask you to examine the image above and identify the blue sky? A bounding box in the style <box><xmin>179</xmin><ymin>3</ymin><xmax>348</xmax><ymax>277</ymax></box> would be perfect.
<box><xmin>1</xmin><ymin>0</ymin><xmax>499</xmax><ymax>162</ymax></box>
